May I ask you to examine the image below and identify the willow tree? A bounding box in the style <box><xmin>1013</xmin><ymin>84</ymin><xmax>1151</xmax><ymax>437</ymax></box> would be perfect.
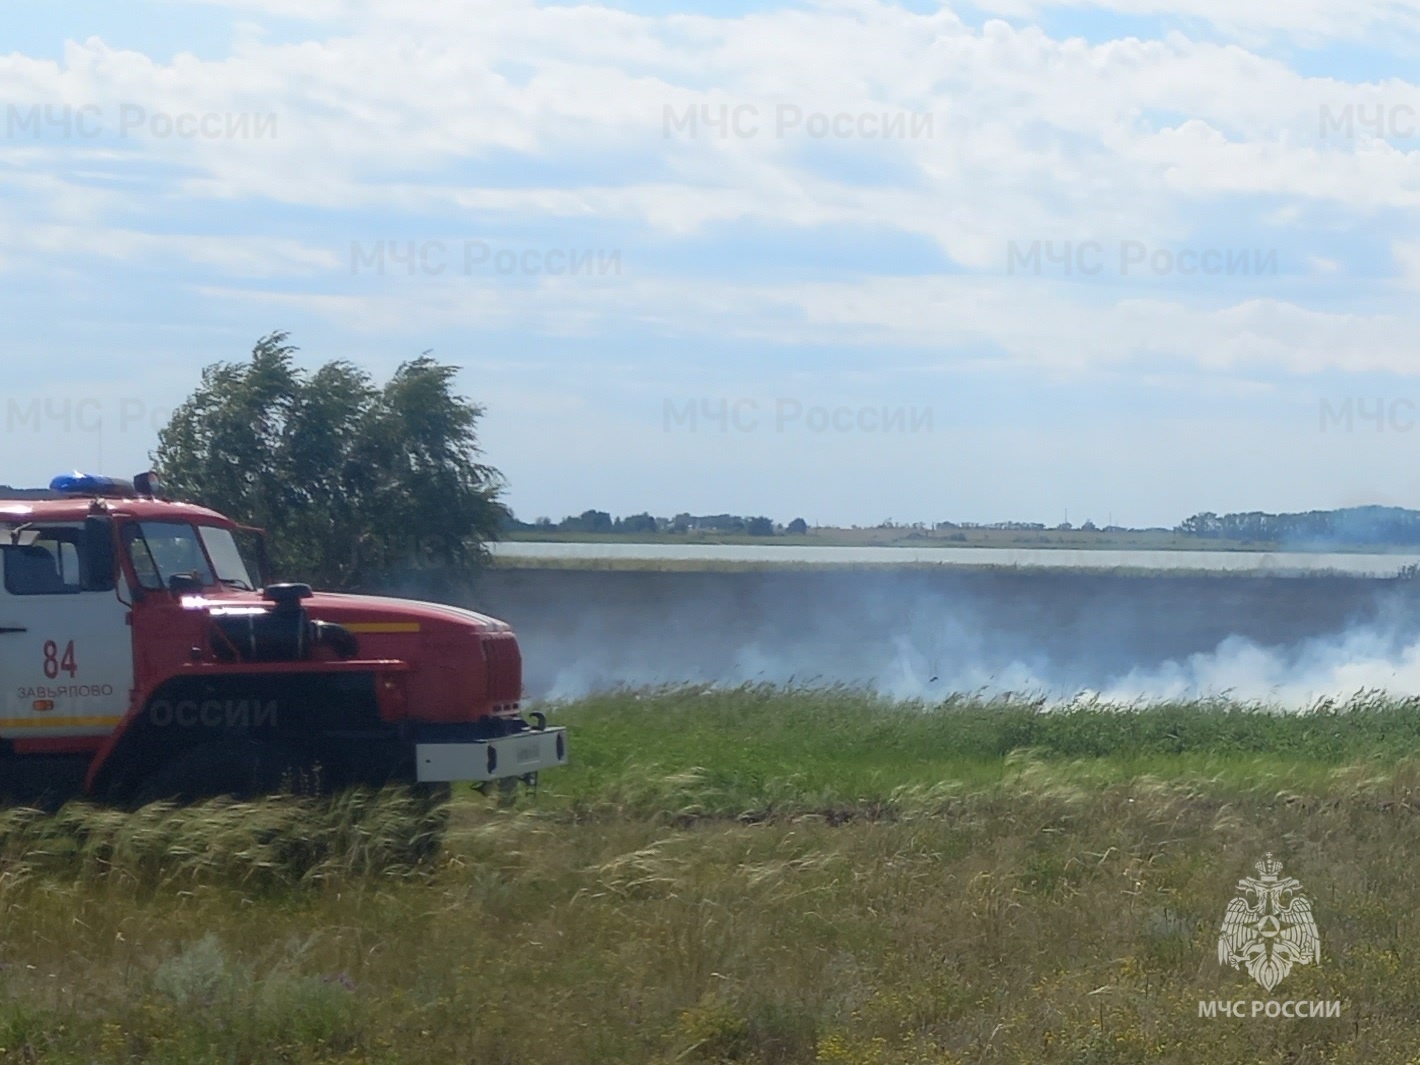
<box><xmin>154</xmin><ymin>332</ymin><xmax>506</xmax><ymax>591</ymax></box>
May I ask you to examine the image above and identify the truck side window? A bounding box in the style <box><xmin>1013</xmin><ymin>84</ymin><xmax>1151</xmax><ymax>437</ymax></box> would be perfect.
<box><xmin>2</xmin><ymin>535</ymin><xmax>83</xmax><ymax>596</ymax></box>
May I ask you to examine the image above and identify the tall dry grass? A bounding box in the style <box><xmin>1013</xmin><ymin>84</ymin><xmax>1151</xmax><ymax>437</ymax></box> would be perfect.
<box><xmin>4</xmin><ymin>690</ymin><xmax>1420</xmax><ymax>1062</ymax></box>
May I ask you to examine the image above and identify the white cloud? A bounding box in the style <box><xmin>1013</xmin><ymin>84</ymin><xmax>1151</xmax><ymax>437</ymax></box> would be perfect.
<box><xmin>194</xmin><ymin>270</ymin><xmax>1418</xmax><ymax>377</ymax></box>
<box><xmin>972</xmin><ymin>0</ymin><xmax>1420</xmax><ymax>47</ymax></box>
<box><xmin>3</xmin><ymin>0</ymin><xmax>1420</xmax><ymax>382</ymax></box>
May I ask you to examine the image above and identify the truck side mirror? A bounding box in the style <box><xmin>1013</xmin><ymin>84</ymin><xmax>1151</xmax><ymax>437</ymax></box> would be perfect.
<box><xmin>168</xmin><ymin>572</ymin><xmax>205</xmax><ymax>595</ymax></box>
<box><xmin>82</xmin><ymin>516</ymin><xmax>116</xmax><ymax>592</ymax></box>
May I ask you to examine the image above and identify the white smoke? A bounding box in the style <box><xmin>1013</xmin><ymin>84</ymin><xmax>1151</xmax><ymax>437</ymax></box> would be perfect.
<box><xmin>1089</xmin><ymin>628</ymin><xmax>1420</xmax><ymax>707</ymax></box>
<box><xmin>475</xmin><ymin>571</ymin><xmax>1420</xmax><ymax>709</ymax></box>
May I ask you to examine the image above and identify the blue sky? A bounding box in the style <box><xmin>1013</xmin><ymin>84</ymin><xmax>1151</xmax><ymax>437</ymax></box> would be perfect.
<box><xmin>3</xmin><ymin>0</ymin><xmax>1420</xmax><ymax>527</ymax></box>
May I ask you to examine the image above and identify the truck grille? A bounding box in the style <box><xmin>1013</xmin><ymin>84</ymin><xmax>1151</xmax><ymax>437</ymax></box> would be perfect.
<box><xmin>482</xmin><ymin>635</ymin><xmax>523</xmax><ymax>704</ymax></box>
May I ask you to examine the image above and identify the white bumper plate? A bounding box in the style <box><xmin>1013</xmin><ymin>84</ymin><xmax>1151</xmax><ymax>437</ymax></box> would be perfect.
<box><xmin>415</xmin><ymin>727</ymin><xmax>568</xmax><ymax>783</ymax></box>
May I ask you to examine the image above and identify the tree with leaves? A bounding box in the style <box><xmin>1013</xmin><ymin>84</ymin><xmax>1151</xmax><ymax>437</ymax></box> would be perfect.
<box><xmin>154</xmin><ymin>332</ymin><xmax>507</xmax><ymax>591</ymax></box>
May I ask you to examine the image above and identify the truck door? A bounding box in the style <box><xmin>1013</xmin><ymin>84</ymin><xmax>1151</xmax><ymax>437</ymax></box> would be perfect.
<box><xmin>0</xmin><ymin>527</ymin><xmax>134</xmax><ymax>739</ymax></box>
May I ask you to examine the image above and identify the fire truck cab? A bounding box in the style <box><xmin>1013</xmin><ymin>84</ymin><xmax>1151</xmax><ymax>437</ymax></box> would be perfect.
<box><xmin>0</xmin><ymin>473</ymin><xmax>566</xmax><ymax>804</ymax></box>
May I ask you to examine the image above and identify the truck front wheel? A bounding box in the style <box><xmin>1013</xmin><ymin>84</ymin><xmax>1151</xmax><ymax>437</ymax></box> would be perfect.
<box><xmin>132</xmin><ymin>741</ymin><xmax>308</xmax><ymax>805</ymax></box>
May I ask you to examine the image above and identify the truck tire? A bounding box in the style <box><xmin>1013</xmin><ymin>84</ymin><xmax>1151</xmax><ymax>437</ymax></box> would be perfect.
<box><xmin>132</xmin><ymin>741</ymin><xmax>308</xmax><ymax>805</ymax></box>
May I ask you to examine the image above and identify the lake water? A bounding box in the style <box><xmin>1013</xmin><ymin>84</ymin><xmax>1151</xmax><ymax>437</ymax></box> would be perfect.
<box><xmin>490</xmin><ymin>541</ymin><xmax>1420</xmax><ymax>577</ymax></box>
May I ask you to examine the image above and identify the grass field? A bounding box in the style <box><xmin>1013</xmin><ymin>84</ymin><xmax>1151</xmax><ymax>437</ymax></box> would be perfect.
<box><xmin>486</xmin><ymin>557</ymin><xmax>1329</xmax><ymax>576</ymax></box>
<box><xmin>503</xmin><ymin>526</ymin><xmax>1408</xmax><ymax>553</ymax></box>
<box><xmin>7</xmin><ymin>688</ymin><xmax>1420</xmax><ymax>1063</ymax></box>
<box><xmin>502</xmin><ymin>527</ymin><xmax>1280</xmax><ymax>552</ymax></box>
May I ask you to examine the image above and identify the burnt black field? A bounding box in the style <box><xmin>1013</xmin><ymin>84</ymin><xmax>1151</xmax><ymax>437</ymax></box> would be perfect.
<box><xmin>466</xmin><ymin>568</ymin><xmax>1420</xmax><ymax>703</ymax></box>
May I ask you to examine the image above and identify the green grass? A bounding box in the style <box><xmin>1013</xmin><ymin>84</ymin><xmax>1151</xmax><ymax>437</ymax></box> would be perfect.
<box><xmin>9</xmin><ymin>688</ymin><xmax>1420</xmax><ymax>1063</ymax></box>
<box><xmin>545</xmin><ymin>686</ymin><xmax>1420</xmax><ymax>813</ymax></box>
<box><xmin>489</xmin><ymin>557</ymin><xmax>1372</xmax><ymax>577</ymax></box>
<box><xmin>502</xmin><ymin>527</ymin><xmax>1294</xmax><ymax>551</ymax></box>
<box><xmin>503</xmin><ymin>526</ymin><xmax>1420</xmax><ymax>553</ymax></box>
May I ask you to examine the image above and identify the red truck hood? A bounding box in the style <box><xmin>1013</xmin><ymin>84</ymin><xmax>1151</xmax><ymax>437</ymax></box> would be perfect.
<box><xmin>305</xmin><ymin>593</ymin><xmax>513</xmax><ymax>635</ymax></box>
<box><xmin>188</xmin><ymin>588</ymin><xmax>523</xmax><ymax>719</ymax></box>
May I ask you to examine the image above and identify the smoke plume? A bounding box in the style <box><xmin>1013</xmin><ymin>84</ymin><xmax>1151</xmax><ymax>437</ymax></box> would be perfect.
<box><xmin>466</xmin><ymin>568</ymin><xmax>1420</xmax><ymax>708</ymax></box>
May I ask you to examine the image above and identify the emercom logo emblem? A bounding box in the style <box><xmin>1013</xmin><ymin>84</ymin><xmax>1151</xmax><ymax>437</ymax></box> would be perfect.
<box><xmin>1217</xmin><ymin>853</ymin><xmax>1321</xmax><ymax>992</ymax></box>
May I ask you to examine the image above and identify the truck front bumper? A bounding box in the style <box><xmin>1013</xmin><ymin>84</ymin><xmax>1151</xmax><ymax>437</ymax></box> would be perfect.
<box><xmin>415</xmin><ymin>726</ymin><xmax>568</xmax><ymax>783</ymax></box>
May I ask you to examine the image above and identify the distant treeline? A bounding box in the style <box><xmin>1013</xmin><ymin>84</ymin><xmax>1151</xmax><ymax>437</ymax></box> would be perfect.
<box><xmin>505</xmin><ymin>504</ymin><xmax>1420</xmax><ymax>547</ymax></box>
<box><xmin>1175</xmin><ymin>506</ymin><xmax>1420</xmax><ymax>545</ymax></box>
<box><xmin>505</xmin><ymin>510</ymin><xmax>810</xmax><ymax>536</ymax></box>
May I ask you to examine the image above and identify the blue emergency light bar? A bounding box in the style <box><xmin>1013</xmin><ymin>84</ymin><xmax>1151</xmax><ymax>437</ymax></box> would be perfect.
<box><xmin>48</xmin><ymin>472</ymin><xmax>167</xmax><ymax>500</ymax></box>
<box><xmin>50</xmin><ymin>473</ymin><xmax>136</xmax><ymax>497</ymax></box>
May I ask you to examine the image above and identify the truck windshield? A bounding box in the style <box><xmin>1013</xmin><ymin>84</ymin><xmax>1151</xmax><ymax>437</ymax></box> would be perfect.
<box><xmin>197</xmin><ymin>526</ymin><xmax>256</xmax><ymax>590</ymax></box>
<box><xmin>124</xmin><ymin>521</ymin><xmax>218</xmax><ymax>591</ymax></box>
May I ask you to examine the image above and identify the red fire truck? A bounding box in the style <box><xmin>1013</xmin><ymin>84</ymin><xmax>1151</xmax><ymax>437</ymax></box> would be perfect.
<box><xmin>0</xmin><ymin>472</ymin><xmax>566</xmax><ymax>804</ymax></box>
